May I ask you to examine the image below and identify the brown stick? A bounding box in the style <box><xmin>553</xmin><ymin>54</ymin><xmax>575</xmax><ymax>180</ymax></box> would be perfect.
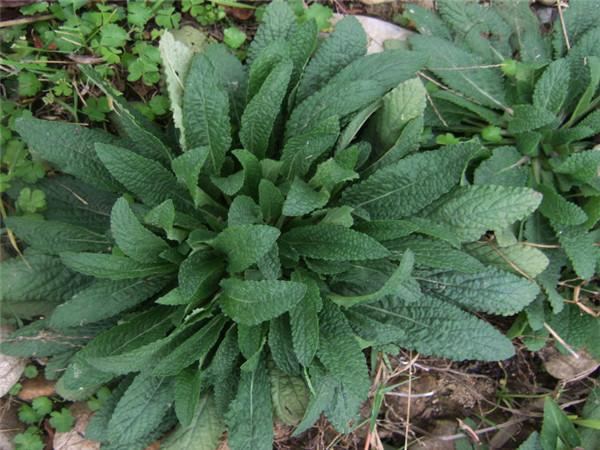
<box><xmin>0</xmin><ymin>13</ymin><xmax>53</xmax><ymax>28</ymax></box>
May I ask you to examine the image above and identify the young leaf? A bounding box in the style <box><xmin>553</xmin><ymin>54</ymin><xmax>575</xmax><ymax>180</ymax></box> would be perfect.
<box><xmin>213</xmin><ymin>224</ymin><xmax>280</xmax><ymax>273</ymax></box>
<box><xmin>533</xmin><ymin>59</ymin><xmax>570</xmax><ymax>114</ymax></box>
<box><xmin>240</xmin><ymin>60</ymin><xmax>292</xmax><ymax>158</ymax></box>
<box><xmin>290</xmin><ymin>270</ymin><xmax>322</xmax><ymax>367</ymax></box>
<box><xmin>330</xmin><ymin>250</ymin><xmax>414</xmax><ymax>307</ymax></box>
<box><xmin>282</xmin><ymin>178</ymin><xmax>329</xmax><ymax>217</ymax></box>
<box><xmin>111</xmin><ymin>197</ymin><xmax>169</xmax><ymax>263</ymax></box>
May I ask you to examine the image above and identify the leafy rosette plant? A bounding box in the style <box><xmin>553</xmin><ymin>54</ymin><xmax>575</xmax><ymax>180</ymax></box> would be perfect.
<box><xmin>1</xmin><ymin>1</ymin><xmax>544</xmax><ymax>448</ymax></box>
<box><xmin>404</xmin><ymin>0</ymin><xmax>600</xmax><ymax>356</ymax></box>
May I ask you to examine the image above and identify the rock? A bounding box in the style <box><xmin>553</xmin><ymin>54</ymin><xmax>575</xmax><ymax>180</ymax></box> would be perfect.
<box><xmin>0</xmin><ymin>326</ymin><xmax>26</xmax><ymax>398</ymax></box>
<box><xmin>541</xmin><ymin>346</ymin><xmax>599</xmax><ymax>381</ymax></box>
<box><xmin>53</xmin><ymin>403</ymin><xmax>100</xmax><ymax>450</ymax></box>
<box><xmin>0</xmin><ymin>399</ymin><xmax>25</xmax><ymax>450</ymax></box>
<box><xmin>17</xmin><ymin>376</ymin><xmax>56</xmax><ymax>401</ymax></box>
<box><xmin>333</xmin><ymin>14</ymin><xmax>413</xmax><ymax>54</ymax></box>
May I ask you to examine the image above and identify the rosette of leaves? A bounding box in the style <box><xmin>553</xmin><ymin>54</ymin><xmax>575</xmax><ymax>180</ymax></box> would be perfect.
<box><xmin>405</xmin><ymin>0</ymin><xmax>600</xmax><ymax>354</ymax></box>
<box><xmin>1</xmin><ymin>2</ymin><xmax>543</xmax><ymax>448</ymax></box>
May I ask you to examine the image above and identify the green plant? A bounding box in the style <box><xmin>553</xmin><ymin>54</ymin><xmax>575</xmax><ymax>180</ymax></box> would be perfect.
<box><xmin>13</xmin><ymin>426</ymin><xmax>44</xmax><ymax>450</ymax></box>
<box><xmin>1</xmin><ymin>2</ymin><xmax>549</xmax><ymax>448</ymax></box>
<box><xmin>23</xmin><ymin>364</ymin><xmax>39</xmax><ymax>378</ymax></box>
<box><xmin>405</xmin><ymin>0</ymin><xmax>600</xmax><ymax>356</ymax></box>
<box><xmin>49</xmin><ymin>408</ymin><xmax>75</xmax><ymax>432</ymax></box>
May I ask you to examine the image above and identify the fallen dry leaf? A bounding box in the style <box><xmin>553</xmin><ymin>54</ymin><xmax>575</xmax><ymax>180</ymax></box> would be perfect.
<box><xmin>17</xmin><ymin>376</ymin><xmax>56</xmax><ymax>401</ymax></box>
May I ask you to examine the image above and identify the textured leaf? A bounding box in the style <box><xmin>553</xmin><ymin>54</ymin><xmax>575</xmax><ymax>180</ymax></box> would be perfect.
<box><xmin>390</xmin><ymin>237</ymin><xmax>485</xmax><ymax>273</ymax></box>
<box><xmin>107</xmin><ymin>374</ymin><xmax>174</xmax><ymax>445</ymax></box>
<box><xmin>403</xmin><ymin>3</ymin><xmax>452</xmax><ymax>40</ymax></box>
<box><xmin>437</xmin><ymin>0</ymin><xmax>511</xmax><ymax>60</ymax></box>
<box><xmin>247</xmin><ymin>0</ymin><xmax>296</xmax><ymax>63</ymax></box>
<box><xmin>286</xmin><ymin>80</ymin><xmax>384</xmax><ymax>140</ymax></box>
<box><xmin>15</xmin><ymin>117</ymin><xmax>123</xmax><ymax>191</ymax></box>
<box><xmin>270</xmin><ymin>367</ymin><xmax>309</xmax><ymax>426</ymax></box>
<box><xmin>282</xmin><ymin>178</ymin><xmax>329</xmax><ymax>217</ymax></box>
<box><xmin>206</xmin><ymin>327</ymin><xmax>240</xmax><ymax>413</ymax></box>
<box><xmin>50</xmin><ymin>278</ymin><xmax>168</xmax><ymax>330</ymax></box>
<box><xmin>474</xmin><ymin>146</ymin><xmax>528</xmax><ymax>187</ymax></box>
<box><xmin>552</xmin><ymin>0</ymin><xmax>600</xmax><ymax>56</ymax></box>
<box><xmin>152</xmin><ymin>316</ymin><xmax>227</xmax><ymax>376</ymax></box>
<box><xmin>182</xmin><ymin>53</ymin><xmax>231</xmax><ymax>173</ymax></box>
<box><xmin>315</xmin><ymin>301</ymin><xmax>370</xmax><ymax>432</ymax></box>
<box><xmin>31</xmin><ymin>175</ymin><xmax>116</xmax><ymax>232</ymax></box>
<box><xmin>203</xmin><ymin>44</ymin><xmax>247</xmax><ymax>129</ymax></box>
<box><xmin>220</xmin><ymin>279</ymin><xmax>306</xmax><ymax>326</ymax></box>
<box><xmin>309</xmin><ymin>157</ymin><xmax>358</xmax><ymax>192</ymax></box>
<box><xmin>354</xmin><ymin>220</ymin><xmax>418</xmax><ymax>241</ymax></box>
<box><xmin>410</xmin><ymin>35</ymin><xmax>507</xmax><ymax>109</ymax></box>
<box><xmin>213</xmin><ymin>224</ymin><xmax>280</xmax><ymax>273</ymax></box>
<box><xmin>465</xmin><ymin>242</ymin><xmax>549</xmax><ymax>279</ymax></box>
<box><xmin>96</xmin><ymin>143</ymin><xmax>191</xmax><ymax>209</ymax></box>
<box><xmin>372</xmin><ymin>77</ymin><xmax>427</xmax><ymax>151</ymax></box>
<box><xmin>290</xmin><ymin>270</ymin><xmax>322</xmax><ymax>367</ymax></box>
<box><xmin>268</xmin><ymin>315</ymin><xmax>301</xmax><ymax>375</ymax></box>
<box><xmin>426</xmin><ymin>185</ymin><xmax>542</xmax><ymax>242</ymax></box>
<box><xmin>111</xmin><ymin>197</ymin><xmax>169</xmax><ymax>263</ymax></box>
<box><xmin>420</xmin><ymin>267</ymin><xmax>539</xmax><ymax>315</ymax></box>
<box><xmin>554</xmin><ymin>224</ymin><xmax>600</xmax><ymax>280</ymax></box>
<box><xmin>6</xmin><ymin>217</ymin><xmax>109</xmax><ymax>255</ymax></box>
<box><xmin>282</xmin><ymin>224</ymin><xmax>390</xmax><ymax>261</ymax></box>
<box><xmin>357</xmin><ymin>295</ymin><xmax>515</xmax><ymax>360</ymax></box>
<box><xmin>174</xmin><ymin>368</ymin><xmax>201</xmax><ymax>427</ymax></box>
<box><xmin>171</xmin><ymin>146</ymin><xmax>211</xmax><ymax>207</ymax></box>
<box><xmin>280</xmin><ymin>116</ymin><xmax>340</xmax><ymax>180</ymax></box>
<box><xmin>225</xmin><ymin>356</ymin><xmax>273</xmax><ymax>450</ymax></box>
<box><xmin>533</xmin><ymin>59</ymin><xmax>570</xmax><ymax>114</ymax></box>
<box><xmin>330</xmin><ymin>250</ymin><xmax>414</xmax><ymax>307</ymax></box>
<box><xmin>259</xmin><ymin>179</ymin><xmax>284</xmax><ymax>224</ymax></box>
<box><xmin>537</xmin><ymin>184</ymin><xmax>588</xmax><ymax>226</ymax></box>
<box><xmin>287</xmin><ymin>19</ymin><xmax>318</xmax><ymax>87</ymax></box>
<box><xmin>162</xmin><ymin>395</ymin><xmax>225</xmax><ymax>450</ymax></box>
<box><xmin>554</xmin><ymin>148</ymin><xmax>600</xmax><ymax>184</ymax></box>
<box><xmin>330</xmin><ymin>49</ymin><xmax>425</xmax><ymax>93</ymax></box>
<box><xmin>240</xmin><ymin>60</ymin><xmax>292</xmax><ymax>158</ymax></box>
<box><xmin>178</xmin><ymin>250</ymin><xmax>225</xmax><ymax>301</ymax></box>
<box><xmin>296</xmin><ymin>16</ymin><xmax>366</xmax><ymax>103</ymax></box>
<box><xmin>60</xmin><ymin>252</ymin><xmax>174</xmax><ymax>280</ymax></box>
<box><xmin>495</xmin><ymin>0</ymin><xmax>549</xmax><ymax>63</ymax></box>
<box><xmin>342</xmin><ymin>141</ymin><xmax>481</xmax><ymax>219</ymax></box>
<box><xmin>508</xmin><ymin>105</ymin><xmax>556</xmax><ymax>134</ymax></box>
<box><xmin>227</xmin><ymin>195</ymin><xmax>263</xmax><ymax>227</ymax></box>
